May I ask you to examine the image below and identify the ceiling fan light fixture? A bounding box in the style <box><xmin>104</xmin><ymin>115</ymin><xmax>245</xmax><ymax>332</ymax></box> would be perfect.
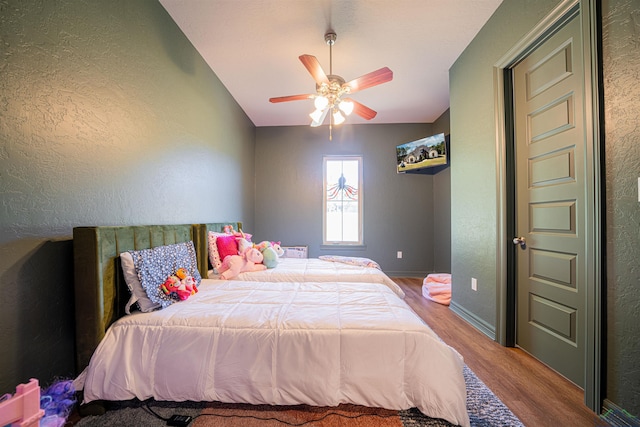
<box><xmin>338</xmin><ymin>99</ymin><xmax>354</xmax><ymax>116</ymax></box>
<box><xmin>332</xmin><ymin>110</ymin><xmax>345</xmax><ymax>125</ymax></box>
<box><xmin>310</xmin><ymin>108</ymin><xmax>326</xmax><ymax>123</ymax></box>
<box><xmin>314</xmin><ymin>95</ymin><xmax>329</xmax><ymax>110</ymax></box>
<box><xmin>269</xmin><ymin>31</ymin><xmax>393</xmax><ymax>138</ymax></box>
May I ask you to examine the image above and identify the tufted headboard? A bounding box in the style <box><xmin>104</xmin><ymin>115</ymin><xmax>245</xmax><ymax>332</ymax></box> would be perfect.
<box><xmin>73</xmin><ymin>222</ymin><xmax>243</xmax><ymax>373</ymax></box>
<box><xmin>73</xmin><ymin>225</ymin><xmax>195</xmax><ymax>373</ymax></box>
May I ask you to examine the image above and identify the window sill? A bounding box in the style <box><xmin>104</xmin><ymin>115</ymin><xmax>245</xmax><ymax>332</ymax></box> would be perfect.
<box><xmin>320</xmin><ymin>244</ymin><xmax>367</xmax><ymax>251</ymax></box>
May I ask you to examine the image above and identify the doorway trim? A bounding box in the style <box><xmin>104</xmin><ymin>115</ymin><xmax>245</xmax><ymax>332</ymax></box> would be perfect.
<box><xmin>492</xmin><ymin>0</ymin><xmax>602</xmax><ymax>412</ymax></box>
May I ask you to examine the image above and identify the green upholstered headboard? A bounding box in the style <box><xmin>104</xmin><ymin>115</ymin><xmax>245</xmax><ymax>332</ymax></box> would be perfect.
<box><xmin>73</xmin><ymin>224</ymin><xmax>195</xmax><ymax>373</ymax></box>
<box><xmin>192</xmin><ymin>222</ymin><xmax>243</xmax><ymax>278</ymax></box>
<box><xmin>73</xmin><ymin>222</ymin><xmax>243</xmax><ymax>373</ymax></box>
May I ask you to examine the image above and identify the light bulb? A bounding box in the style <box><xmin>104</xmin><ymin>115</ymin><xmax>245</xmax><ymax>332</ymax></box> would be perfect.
<box><xmin>310</xmin><ymin>108</ymin><xmax>328</xmax><ymax>127</ymax></box>
<box><xmin>309</xmin><ymin>108</ymin><xmax>325</xmax><ymax>123</ymax></box>
<box><xmin>314</xmin><ymin>96</ymin><xmax>329</xmax><ymax>110</ymax></box>
<box><xmin>339</xmin><ymin>99</ymin><xmax>354</xmax><ymax>116</ymax></box>
<box><xmin>332</xmin><ymin>110</ymin><xmax>345</xmax><ymax>125</ymax></box>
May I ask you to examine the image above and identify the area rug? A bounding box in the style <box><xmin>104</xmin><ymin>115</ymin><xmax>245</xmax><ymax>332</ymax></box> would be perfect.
<box><xmin>75</xmin><ymin>365</ymin><xmax>523</xmax><ymax>426</ymax></box>
<box><xmin>193</xmin><ymin>403</ymin><xmax>401</xmax><ymax>426</ymax></box>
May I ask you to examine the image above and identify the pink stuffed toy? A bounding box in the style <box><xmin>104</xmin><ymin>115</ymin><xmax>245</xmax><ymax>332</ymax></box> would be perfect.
<box><xmin>236</xmin><ymin>237</ymin><xmax>253</xmax><ymax>255</ymax></box>
<box><xmin>161</xmin><ymin>268</ymin><xmax>198</xmax><ymax>301</ymax></box>
<box><xmin>218</xmin><ymin>247</ymin><xmax>266</xmax><ymax>280</ymax></box>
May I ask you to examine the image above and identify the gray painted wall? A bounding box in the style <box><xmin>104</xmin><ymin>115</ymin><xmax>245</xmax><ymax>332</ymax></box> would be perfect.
<box><xmin>450</xmin><ymin>0</ymin><xmax>562</xmax><ymax>334</ymax></box>
<box><xmin>432</xmin><ymin>110</ymin><xmax>451</xmax><ymax>273</ymax></box>
<box><xmin>602</xmin><ymin>0</ymin><xmax>640</xmax><ymax>414</ymax></box>
<box><xmin>450</xmin><ymin>0</ymin><xmax>639</xmax><ymax>415</ymax></box>
<box><xmin>0</xmin><ymin>0</ymin><xmax>255</xmax><ymax>392</ymax></box>
<box><xmin>254</xmin><ymin>123</ymin><xmax>448</xmax><ymax>277</ymax></box>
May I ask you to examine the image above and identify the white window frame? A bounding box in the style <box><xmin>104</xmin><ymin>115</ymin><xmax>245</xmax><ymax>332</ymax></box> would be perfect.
<box><xmin>322</xmin><ymin>155</ymin><xmax>363</xmax><ymax>245</ymax></box>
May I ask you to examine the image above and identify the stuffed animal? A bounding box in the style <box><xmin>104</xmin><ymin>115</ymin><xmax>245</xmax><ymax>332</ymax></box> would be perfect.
<box><xmin>255</xmin><ymin>240</ymin><xmax>271</xmax><ymax>251</ymax></box>
<box><xmin>261</xmin><ymin>246</ymin><xmax>279</xmax><ymax>268</ymax></box>
<box><xmin>255</xmin><ymin>241</ymin><xmax>279</xmax><ymax>269</ymax></box>
<box><xmin>271</xmin><ymin>241</ymin><xmax>285</xmax><ymax>257</ymax></box>
<box><xmin>223</xmin><ymin>225</ymin><xmax>252</xmax><ymax>241</ymax></box>
<box><xmin>236</xmin><ymin>237</ymin><xmax>253</xmax><ymax>255</ymax></box>
<box><xmin>161</xmin><ymin>268</ymin><xmax>198</xmax><ymax>301</ymax></box>
<box><xmin>218</xmin><ymin>247</ymin><xmax>266</xmax><ymax>279</ymax></box>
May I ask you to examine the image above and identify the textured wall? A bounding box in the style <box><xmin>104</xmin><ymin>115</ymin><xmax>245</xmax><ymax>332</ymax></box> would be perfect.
<box><xmin>450</xmin><ymin>0</ymin><xmax>639</xmax><ymax>415</ymax></box>
<box><xmin>255</xmin><ymin>123</ymin><xmax>438</xmax><ymax>276</ymax></box>
<box><xmin>449</xmin><ymin>0</ymin><xmax>562</xmax><ymax>327</ymax></box>
<box><xmin>432</xmin><ymin>109</ymin><xmax>451</xmax><ymax>273</ymax></box>
<box><xmin>0</xmin><ymin>0</ymin><xmax>255</xmax><ymax>392</ymax></box>
<box><xmin>602</xmin><ymin>0</ymin><xmax>640</xmax><ymax>414</ymax></box>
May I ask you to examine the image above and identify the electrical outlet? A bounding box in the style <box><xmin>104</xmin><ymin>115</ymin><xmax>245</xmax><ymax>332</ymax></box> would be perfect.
<box><xmin>397</xmin><ymin>251</ymin><xmax>403</xmax><ymax>259</ymax></box>
<box><xmin>471</xmin><ymin>278</ymin><xmax>478</xmax><ymax>291</ymax></box>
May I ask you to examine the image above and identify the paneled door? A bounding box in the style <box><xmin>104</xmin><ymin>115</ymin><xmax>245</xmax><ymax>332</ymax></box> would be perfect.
<box><xmin>513</xmin><ymin>13</ymin><xmax>586</xmax><ymax>387</ymax></box>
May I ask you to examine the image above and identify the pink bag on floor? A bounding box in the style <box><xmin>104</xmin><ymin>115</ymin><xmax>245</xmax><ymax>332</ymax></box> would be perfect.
<box><xmin>422</xmin><ymin>273</ymin><xmax>452</xmax><ymax>306</ymax></box>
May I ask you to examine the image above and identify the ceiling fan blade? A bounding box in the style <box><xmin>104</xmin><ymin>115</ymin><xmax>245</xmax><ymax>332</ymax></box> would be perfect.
<box><xmin>269</xmin><ymin>94</ymin><xmax>313</xmax><ymax>103</ymax></box>
<box><xmin>346</xmin><ymin>99</ymin><xmax>377</xmax><ymax>120</ymax></box>
<box><xmin>299</xmin><ymin>55</ymin><xmax>330</xmax><ymax>85</ymax></box>
<box><xmin>344</xmin><ymin>67</ymin><xmax>393</xmax><ymax>94</ymax></box>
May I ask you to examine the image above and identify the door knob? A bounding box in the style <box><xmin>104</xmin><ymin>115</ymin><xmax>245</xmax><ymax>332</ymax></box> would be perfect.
<box><xmin>512</xmin><ymin>237</ymin><xmax>526</xmax><ymax>249</ymax></box>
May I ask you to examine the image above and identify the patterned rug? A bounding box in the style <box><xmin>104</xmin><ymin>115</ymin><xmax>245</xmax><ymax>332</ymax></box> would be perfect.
<box><xmin>74</xmin><ymin>365</ymin><xmax>523</xmax><ymax>426</ymax></box>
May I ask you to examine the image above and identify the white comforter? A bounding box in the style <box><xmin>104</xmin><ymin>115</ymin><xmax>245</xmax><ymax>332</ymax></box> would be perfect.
<box><xmin>211</xmin><ymin>257</ymin><xmax>406</xmax><ymax>298</ymax></box>
<box><xmin>79</xmin><ymin>279</ymin><xmax>469</xmax><ymax>427</ymax></box>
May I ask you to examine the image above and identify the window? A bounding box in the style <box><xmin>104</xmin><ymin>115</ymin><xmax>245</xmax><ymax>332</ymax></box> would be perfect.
<box><xmin>323</xmin><ymin>156</ymin><xmax>363</xmax><ymax>245</ymax></box>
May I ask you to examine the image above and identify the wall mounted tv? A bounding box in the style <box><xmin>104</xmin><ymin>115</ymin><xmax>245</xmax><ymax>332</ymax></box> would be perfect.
<box><xmin>396</xmin><ymin>132</ymin><xmax>449</xmax><ymax>175</ymax></box>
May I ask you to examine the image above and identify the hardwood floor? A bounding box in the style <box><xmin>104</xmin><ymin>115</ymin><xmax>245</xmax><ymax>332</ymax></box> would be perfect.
<box><xmin>393</xmin><ymin>277</ymin><xmax>604</xmax><ymax>427</ymax></box>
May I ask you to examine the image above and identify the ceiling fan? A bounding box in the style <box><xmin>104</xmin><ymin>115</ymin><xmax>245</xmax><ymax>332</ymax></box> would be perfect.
<box><xmin>269</xmin><ymin>31</ymin><xmax>393</xmax><ymax>139</ymax></box>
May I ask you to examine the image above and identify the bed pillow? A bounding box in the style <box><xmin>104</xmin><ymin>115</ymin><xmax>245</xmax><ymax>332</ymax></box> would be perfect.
<box><xmin>319</xmin><ymin>255</ymin><xmax>382</xmax><ymax>270</ymax></box>
<box><xmin>208</xmin><ymin>231</ymin><xmax>227</xmax><ymax>273</ymax></box>
<box><xmin>216</xmin><ymin>234</ymin><xmax>239</xmax><ymax>261</ymax></box>
<box><xmin>120</xmin><ymin>252</ymin><xmax>162</xmax><ymax>314</ymax></box>
<box><xmin>129</xmin><ymin>241</ymin><xmax>202</xmax><ymax>309</ymax></box>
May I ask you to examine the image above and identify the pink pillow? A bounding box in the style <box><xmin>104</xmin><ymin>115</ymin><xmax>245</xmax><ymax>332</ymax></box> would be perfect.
<box><xmin>217</xmin><ymin>235</ymin><xmax>239</xmax><ymax>261</ymax></box>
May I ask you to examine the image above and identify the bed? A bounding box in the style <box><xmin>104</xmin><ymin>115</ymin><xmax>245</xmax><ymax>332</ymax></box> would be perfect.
<box><xmin>194</xmin><ymin>223</ymin><xmax>405</xmax><ymax>297</ymax></box>
<box><xmin>73</xmin><ymin>224</ymin><xmax>470</xmax><ymax>427</ymax></box>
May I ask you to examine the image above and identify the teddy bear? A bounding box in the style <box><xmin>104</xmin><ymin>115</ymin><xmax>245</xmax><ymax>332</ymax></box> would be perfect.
<box><xmin>218</xmin><ymin>246</ymin><xmax>266</xmax><ymax>279</ymax></box>
<box><xmin>161</xmin><ymin>267</ymin><xmax>198</xmax><ymax>301</ymax></box>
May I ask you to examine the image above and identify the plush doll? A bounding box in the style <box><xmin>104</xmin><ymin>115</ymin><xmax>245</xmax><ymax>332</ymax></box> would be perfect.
<box><xmin>255</xmin><ymin>241</ymin><xmax>279</xmax><ymax>269</ymax></box>
<box><xmin>261</xmin><ymin>246</ymin><xmax>279</xmax><ymax>268</ymax></box>
<box><xmin>223</xmin><ymin>225</ymin><xmax>252</xmax><ymax>241</ymax></box>
<box><xmin>271</xmin><ymin>241</ymin><xmax>285</xmax><ymax>257</ymax></box>
<box><xmin>161</xmin><ymin>268</ymin><xmax>198</xmax><ymax>301</ymax></box>
<box><xmin>218</xmin><ymin>247</ymin><xmax>266</xmax><ymax>279</ymax></box>
<box><xmin>255</xmin><ymin>240</ymin><xmax>271</xmax><ymax>251</ymax></box>
<box><xmin>236</xmin><ymin>237</ymin><xmax>253</xmax><ymax>256</ymax></box>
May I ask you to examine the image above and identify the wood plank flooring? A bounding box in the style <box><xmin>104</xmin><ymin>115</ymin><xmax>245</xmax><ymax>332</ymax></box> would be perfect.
<box><xmin>394</xmin><ymin>277</ymin><xmax>604</xmax><ymax>427</ymax></box>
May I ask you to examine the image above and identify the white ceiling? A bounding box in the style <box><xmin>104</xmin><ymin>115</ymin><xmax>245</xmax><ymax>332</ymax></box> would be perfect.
<box><xmin>159</xmin><ymin>0</ymin><xmax>503</xmax><ymax>127</ymax></box>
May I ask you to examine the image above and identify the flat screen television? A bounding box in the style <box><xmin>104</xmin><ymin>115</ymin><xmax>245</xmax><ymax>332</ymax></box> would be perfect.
<box><xmin>396</xmin><ymin>132</ymin><xmax>449</xmax><ymax>174</ymax></box>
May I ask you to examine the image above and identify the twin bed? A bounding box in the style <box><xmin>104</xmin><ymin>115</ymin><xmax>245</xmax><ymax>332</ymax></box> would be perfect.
<box><xmin>73</xmin><ymin>223</ymin><xmax>469</xmax><ymax>426</ymax></box>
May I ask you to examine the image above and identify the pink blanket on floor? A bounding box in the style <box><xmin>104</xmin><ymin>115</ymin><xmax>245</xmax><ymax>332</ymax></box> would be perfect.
<box><xmin>422</xmin><ymin>273</ymin><xmax>451</xmax><ymax>306</ymax></box>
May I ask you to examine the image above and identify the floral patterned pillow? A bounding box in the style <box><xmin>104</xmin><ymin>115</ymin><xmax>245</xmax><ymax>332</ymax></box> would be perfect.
<box><xmin>208</xmin><ymin>231</ymin><xmax>227</xmax><ymax>274</ymax></box>
<box><xmin>130</xmin><ymin>241</ymin><xmax>202</xmax><ymax>309</ymax></box>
